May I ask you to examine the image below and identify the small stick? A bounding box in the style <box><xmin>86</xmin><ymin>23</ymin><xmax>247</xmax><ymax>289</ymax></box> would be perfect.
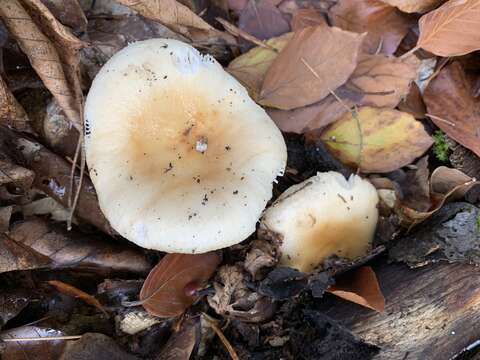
<box><xmin>202</xmin><ymin>313</ymin><xmax>239</xmax><ymax>360</ymax></box>
<box><xmin>426</xmin><ymin>113</ymin><xmax>456</xmax><ymax>127</ymax></box>
<box><xmin>2</xmin><ymin>335</ymin><xmax>82</xmax><ymax>342</ymax></box>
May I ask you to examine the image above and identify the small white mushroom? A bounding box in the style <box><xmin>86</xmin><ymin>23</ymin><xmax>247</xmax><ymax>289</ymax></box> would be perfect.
<box><xmin>260</xmin><ymin>171</ymin><xmax>379</xmax><ymax>272</ymax></box>
<box><xmin>84</xmin><ymin>39</ymin><xmax>287</xmax><ymax>253</ymax></box>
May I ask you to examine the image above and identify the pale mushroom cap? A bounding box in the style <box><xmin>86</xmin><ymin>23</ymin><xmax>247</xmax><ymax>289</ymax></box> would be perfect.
<box><xmin>85</xmin><ymin>39</ymin><xmax>287</xmax><ymax>253</ymax></box>
<box><xmin>260</xmin><ymin>172</ymin><xmax>379</xmax><ymax>272</ymax></box>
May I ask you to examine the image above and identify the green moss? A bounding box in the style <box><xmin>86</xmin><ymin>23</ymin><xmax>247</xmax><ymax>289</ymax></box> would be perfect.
<box><xmin>477</xmin><ymin>213</ymin><xmax>480</xmax><ymax>232</ymax></box>
<box><xmin>432</xmin><ymin>130</ymin><xmax>450</xmax><ymax>162</ymax></box>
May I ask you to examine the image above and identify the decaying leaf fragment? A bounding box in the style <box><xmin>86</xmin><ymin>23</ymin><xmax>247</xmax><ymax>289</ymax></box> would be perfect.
<box><xmin>0</xmin><ymin>75</ymin><xmax>33</xmax><ymax>133</ymax></box>
<box><xmin>116</xmin><ymin>0</ymin><xmax>234</xmax><ymax>44</ymax></box>
<box><xmin>0</xmin><ymin>0</ymin><xmax>85</xmax><ymax>129</ymax></box>
<box><xmin>327</xmin><ymin>266</ymin><xmax>385</xmax><ymax>312</ymax></box>
<box><xmin>208</xmin><ymin>264</ymin><xmax>275</xmax><ymax>322</ymax></box>
<box><xmin>139</xmin><ymin>253</ymin><xmax>221</xmax><ymax>318</ymax></box>
<box><xmin>0</xmin><ymin>234</ymin><xmax>50</xmax><ymax>273</ymax></box>
<box><xmin>417</xmin><ymin>0</ymin><xmax>480</xmax><ymax>57</ymax></box>
<box><xmin>320</xmin><ymin>106</ymin><xmax>433</xmax><ymax>173</ymax></box>
<box><xmin>389</xmin><ymin>203</ymin><xmax>480</xmax><ymax>268</ymax></box>
<box><xmin>8</xmin><ymin>132</ymin><xmax>113</xmax><ymax>234</ymax></box>
<box><xmin>227</xmin><ymin>32</ymin><xmax>292</xmax><ymax>100</ymax></box>
<box><xmin>424</xmin><ymin>62</ymin><xmax>480</xmax><ymax>158</ymax></box>
<box><xmin>259</xmin><ymin>25</ymin><xmax>365</xmax><ymax>110</ymax></box>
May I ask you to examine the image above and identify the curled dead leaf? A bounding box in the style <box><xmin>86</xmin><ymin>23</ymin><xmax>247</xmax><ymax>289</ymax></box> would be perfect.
<box><xmin>327</xmin><ymin>266</ymin><xmax>385</xmax><ymax>312</ymax></box>
<box><xmin>259</xmin><ymin>25</ymin><xmax>365</xmax><ymax>110</ymax></box>
<box><xmin>139</xmin><ymin>253</ymin><xmax>222</xmax><ymax>318</ymax></box>
<box><xmin>116</xmin><ymin>0</ymin><xmax>235</xmax><ymax>44</ymax></box>
<box><xmin>0</xmin><ymin>0</ymin><xmax>85</xmax><ymax>129</ymax></box>
<box><xmin>320</xmin><ymin>106</ymin><xmax>433</xmax><ymax>173</ymax></box>
<box><xmin>417</xmin><ymin>0</ymin><xmax>480</xmax><ymax>57</ymax></box>
<box><xmin>208</xmin><ymin>265</ymin><xmax>275</xmax><ymax>322</ymax></box>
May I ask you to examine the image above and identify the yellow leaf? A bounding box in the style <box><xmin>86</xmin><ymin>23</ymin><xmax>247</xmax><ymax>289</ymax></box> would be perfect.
<box><xmin>320</xmin><ymin>106</ymin><xmax>433</xmax><ymax>173</ymax></box>
<box><xmin>227</xmin><ymin>33</ymin><xmax>292</xmax><ymax>100</ymax></box>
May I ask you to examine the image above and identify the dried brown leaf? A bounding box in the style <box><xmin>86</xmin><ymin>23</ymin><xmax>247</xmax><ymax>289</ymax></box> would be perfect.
<box><xmin>238</xmin><ymin>0</ymin><xmax>290</xmax><ymax>42</ymax></box>
<box><xmin>417</xmin><ymin>0</ymin><xmax>480</xmax><ymax>57</ymax></box>
<box><xmin>9</xmin><ymin>218</ymin><xmax>151</xmax><ymax>274</ymax></box>
<box><xmin>327</xmin><ymin>266</ymin><xmax>385</xmax><ymax>312</ymax></box>
<box><xmin>330</xmin><ymin>0</ymin><xmax>411</xmax><ymax>55</ymax></box>
<box><xmin>7</xmin><ymin>131</ymin><xmax>113</xmax><ymax>234</ymax></box>
<box><xmin>291</xmin><ymin>8</ymin><xmax>327</xmax><ymax>31</ymax></box>
<box><xmin>227</xmin><ymin>32</ymin><xmax>292</xmax><ymax>99</ymax></box>
<box><xmin>345</xmin><ymin>54</ymin><xmax>417</xmax><ymax>108</ymax></box>
<box><xmin>424</xmin><ymin>62</ymin><xmax>480</xmax><ymax>157</ymax></box>
<box><xmin>380</xmin><ymin>0</ymin><xmax>446</xmax><ymax>13</ymax></box>
<box><xmin>259</xmin><ymin>25</ymin><xmax>365</xmax><ymax>109</ymax></box>
<box><xmin>0</xmin><ymin>326</ymin><xmax>67</xmax><ymax>360</ymax></box>
<box><xmin>0</xmin><ymin>0</ymin><xmax>85</xmax><ymax>129</ymax></box>
<box><xmin>0</xmin><ymin>234</ymin><xmax>50</xmax><ymax>273</ymax></box>
<box><xmin>0</xmin><ymin>157</ymin><xmax>34</xmax><ymax>190</ymax></box>
<box><xmin>60</xmin><ymin>333</ymin><xmax>138</xmax><ymax>360</ymax></box>
<box><xmin>140</xmin><ymin>253</ymin><xmax>221</xmax><ymax>318</ymax></box>
<box><xmin>157</xmin><ymin>317</ymin><xmax>199</xmax><ymax>360</ymax></box>
<box><xmin>208</xmin><ymin>264</ymin><xmax>275</xmax><ymax>322</ymax></box>
<box><xmin>41</xmin><ymin>0</ymin><xmax>87</xmax><ymax>32</ymax></box>
<box><xmin>267</xmin><ymin>91</ymin><xmax>353</xmax><ymax>133</ymax></box>
<box><xmin>397</xmin><ymin>82</ymin><xmax>426</xmax><ymax>119</ymax></box>
<box><xmin>48</xmin><ymin>279</ymin><xmax>108</xmax><ymax>315</ymax></box>
<box><xmin>116</xmin><ymin>0</ymin><xmax>234</xmax><ymax>44</ymax></box>
<box><xmin>0</xmin><ymin>75</ymin><xmax>34</xmax><ymax>133</ymax></box>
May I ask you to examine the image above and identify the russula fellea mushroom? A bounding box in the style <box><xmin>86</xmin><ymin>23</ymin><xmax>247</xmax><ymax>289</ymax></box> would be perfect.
<box><xmin>260</xmin><ymin>172</ymin><xmax>379</xmax><ymax>273</ymax></box>
<box><xmin>84</xmin><ymin>39</ymin><xmax>287</xmax><ymax>253</ymax></box>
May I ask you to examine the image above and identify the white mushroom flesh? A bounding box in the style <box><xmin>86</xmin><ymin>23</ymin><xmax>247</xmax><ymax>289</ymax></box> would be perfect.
<box><xmin>260</xmin><ymin>172</ymin><xmax>379</xmax><ymax>272</ymax></box>
<box><xmin>85</xmin><ymin>39</ymin><xmax>287</xmax><ymax>253</ymax></box>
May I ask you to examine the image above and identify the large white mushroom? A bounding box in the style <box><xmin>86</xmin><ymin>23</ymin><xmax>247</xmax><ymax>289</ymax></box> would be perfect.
<box><xmin>260</xmin><ymin>172</ymin><xmax>379</xmax><ymax>273</ymax></box>
<box><xmin>85</xmin><ymin>39</ymin><xmax>287</xmax><ymax>253</ymax></box>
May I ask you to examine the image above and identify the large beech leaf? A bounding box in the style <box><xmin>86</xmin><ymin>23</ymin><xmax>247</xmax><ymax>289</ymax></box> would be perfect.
<box><xmin>259</xmin><ymin>25</ymin><xmax>364</xmax><ymax>110</ymax></box>
<box><xmin>417</xmin><ymin>0</ymin><xmax>480</xmax><ymax>56</ymax></box>
<box><xmin>140</xmin><ymin>253</ymin><xmax>221</xmax><ymax>318</ymax></box>
<box><xmin>424</xmin><ymin>62</ymin><xmax>480</xmax><ymax>158</ymax></box>
<box><xmin>320</xmin><ymin>106</ymin><xmax>433</xmax><ymax>173</ymax></box>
